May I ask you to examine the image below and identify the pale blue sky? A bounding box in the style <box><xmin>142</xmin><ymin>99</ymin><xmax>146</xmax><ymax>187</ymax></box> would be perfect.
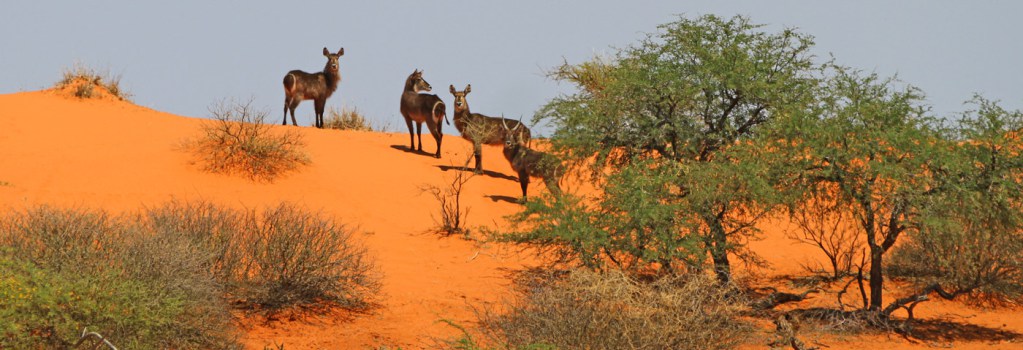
<box><xmin>2</xmin><ymin>1</ymin><xmax>1020</xmax><ymax>134</ymax></box>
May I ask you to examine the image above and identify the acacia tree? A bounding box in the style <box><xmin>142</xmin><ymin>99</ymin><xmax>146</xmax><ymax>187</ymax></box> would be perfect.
<box><xmin>776</xmin><ymin>68</ymin><xmax>1023</xmax><ymax>318</ymax></box>
<box><xmin>506</xmin><ymin>15</ymin><xmax>817</xmax><ymax>281</ymax></box>
<box><xmin>887</xmin><ymin>97</ymin><xmax>1023</xmax><ymax>312</ymax></box>
<box><xmin>775</xmin><ymin>67</ymin><xmax>940</xmax><ymax>312</ymax></box>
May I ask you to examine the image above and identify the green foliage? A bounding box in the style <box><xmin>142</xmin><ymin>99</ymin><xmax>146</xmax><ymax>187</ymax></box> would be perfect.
<box><xmin>0</xmin><ymin>201</ymin><xmax>381</xmax><ymax>348</ymax></box>
<box><xmin>513</xmin><ymin>14</ymin><xmax>818</xmax><ymax>279</ymax></box>
<box><xmin>190</xmin><ymin>99</ymin><xmax>311</xmax><ymax>182</ymax></box>
<box><xmin>0</xmin><ymin>253</ymin><xmax>178</xmax><ymax>348</ymax></box>
<box><xmin>889</xmin><ymin>96</ymin><xmax>1023</xmax><ymax>303</ymax></box>
<box><xmin>477</xmin><ymin>269</ymin><xmax>751</xmax><ymax>350</ymax></box>
<box><xmin>0</xmin><ymin>206</ymin><xmax>238</xmax><ymax>349</ymax></box>
<box><xmin>771</xmin><ymin>66</ymin><xmax>940</xmax><ymax>311</ymax></box>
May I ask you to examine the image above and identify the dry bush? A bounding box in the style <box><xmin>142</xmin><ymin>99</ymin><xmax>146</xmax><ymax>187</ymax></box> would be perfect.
<box><xmin>421</xmin><ymin>155</ymin><xmax>476</xmax><ymax>237</ymax></box>
<box><xmin>55</xmin><ymin>62</ymin><xmax>131</xmax><ymax>101</ymax></box>
<box><xmin>324</xmin><ymin>106</ymin><xmax>374</xmax><ymax>131</ymax></box>
<box><xmin>0</xmin><ymin>205</ymin><xmax>120</xmax><ymax>275</ymax></box>
<box><xmin>787</xmin><ymin>183</ymin><xmax>862</xmax><ymax>280</ymax></box>
<box><xmin>478</xmin><ymin>269</ymin><xmax>752</xmax><ymax>350</ymax></box>
<box><xmin>234</xmin><ymin>202</ymin><xmax>380</xmax><ymax>314</ymax></box>
<box><xmin>189</xmin><ymin>99</ymin><xmax>310</xmax><ymax>182</ymax></box>
<box><xmin>135</xmin><ymin>200</ymin><xmax>380</xmax><ymax>315</ymax></box>
<box><xmin>137</xmin><ymin>200</ymin><xmax>246</xmax><ymax>286</ymax></box>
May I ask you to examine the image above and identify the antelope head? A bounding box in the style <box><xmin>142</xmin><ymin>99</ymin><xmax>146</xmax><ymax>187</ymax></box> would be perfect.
<box><xmin>411</xmin><ymin>69</ymin><xmax>432</xmax><ymax>92</ymax></box>
<box><xmin>449</xmin><ymin>84</ymin><xmax>471</xmax><ymax>114</ymax></box>
<box><xmin>322</xmin><ymin>47</ymin><xmax>344</xmax><ymax>73</ymax></box>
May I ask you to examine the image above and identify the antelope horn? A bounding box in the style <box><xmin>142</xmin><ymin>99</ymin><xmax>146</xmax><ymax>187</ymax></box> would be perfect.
<box><xmin>501</xmin><ymin>116</ymin><xmax>510</xmax><ymax>130</ymax></box>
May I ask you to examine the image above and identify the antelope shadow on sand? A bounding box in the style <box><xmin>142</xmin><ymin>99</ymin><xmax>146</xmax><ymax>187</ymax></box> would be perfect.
<box><xmin>436</xmin><ymin>164</ymin><xmax>518</xmax><ymax>182</ymax></box>
<box><xmin>389</xmin><ymin>144</ymin><xmax>439</xmax><ymax>158</ymax></box>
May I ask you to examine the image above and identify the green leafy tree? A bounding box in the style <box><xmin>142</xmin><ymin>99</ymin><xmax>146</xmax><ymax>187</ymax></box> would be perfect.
<box><xmin>887</xmin><ymin>96</ymin><xmax>1023</xmax><ymax>312</ymax></box>
<box><xmin>776</xmin><ymin>68</ymin><xmax>1023</xmax><ymax>318</ymax></box>
<box><xmin>507</xmin><ymin>15</ymin><xmax>818</xmax><ymax>281</ymax></box>
<box><xmin>775</xmin><ymin>67</ymin><xmax>939</xmax><ymax>312</ymax></box>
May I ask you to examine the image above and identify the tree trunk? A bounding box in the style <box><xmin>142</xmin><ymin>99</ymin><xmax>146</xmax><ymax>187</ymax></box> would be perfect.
<box><xmin>707</xmin><ymin>214</ymin><xmax>732</xmax><ymax>284</ymax></box>
<box><xmin>868</xmin><ymin>243</ymin><xmax>884</xmax><ymax>311</ymax></box>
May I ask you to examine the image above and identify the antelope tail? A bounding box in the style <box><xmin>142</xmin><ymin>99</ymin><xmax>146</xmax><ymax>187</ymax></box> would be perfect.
<box><xmin>433</xmin><ymin>100</ymin><xmax>450</xmax><ymax>125</ymax></box>
<box><xmin>283</xmin><ymin>73</ymin><xmax>296</xmax><ymax>92</ymax></box>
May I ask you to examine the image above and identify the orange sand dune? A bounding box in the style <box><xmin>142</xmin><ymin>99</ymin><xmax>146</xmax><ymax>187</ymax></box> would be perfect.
<box><xmin>0</xmin><ymin>90</ymin><xmax>1020</xmax><ymax>349</ymax></box>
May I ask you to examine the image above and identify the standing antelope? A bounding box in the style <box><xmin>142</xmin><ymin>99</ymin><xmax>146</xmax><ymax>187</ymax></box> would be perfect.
<box><xmin>502</xmin><ymin>118</ymin><xmax>562</xmax><ymax>200</ymax></box>
<box><xmin>282</xmin><ymin>47</ymin><xmax>344</xmax><ymax>128</ymax></box>
<box><xmin>400</xmin><ymin>70</ymin><xmax>448</xmax><ymax>158</ymax></box>
<box><xmin>450</xmin><ymin>84</ymin><xmax>531</xmax><ymax>173</ymax></box>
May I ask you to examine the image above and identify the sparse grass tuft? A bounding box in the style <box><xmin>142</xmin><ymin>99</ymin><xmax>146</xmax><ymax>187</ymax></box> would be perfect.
<box><xmin>55</xmin><ymin>62</ymin><xmax>132</xmax><ymax>101</ymax></box>
<box><xmin>324</xmin><ymin>106</ymin><xmax>375</xmax><ymax>131</ymax></box>
<box><xmin>188</xmin><ymin>99</ymin><xmax>310</xmax><ymax>182</ymax></box>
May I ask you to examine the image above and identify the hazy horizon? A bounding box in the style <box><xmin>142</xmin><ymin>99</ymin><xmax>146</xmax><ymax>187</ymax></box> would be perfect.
<box><xmin>2</xmin><ymin>1</ymin><xmax>1021</xmax><ymax>135</ymax></box>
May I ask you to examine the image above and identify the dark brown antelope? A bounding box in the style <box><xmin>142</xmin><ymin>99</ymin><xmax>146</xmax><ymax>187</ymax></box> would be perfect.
<box><xmin>449</xmin><ymin>84</ymin><xmax>531</xmax><ymax>173</ymax></box>
<box><xmin>502</xmin><ymin>118</ymin><xmax>562</xmax><ymax>200</ymax></box>
<box><xmin>282</xmin><ymin>47</ymin><xmax>344</xmax><ymax>128</ymax></box>
<box><xmin>400</xmin><ymin>70</ymin><xmax>449</xmax><ymax>158</ymax></box>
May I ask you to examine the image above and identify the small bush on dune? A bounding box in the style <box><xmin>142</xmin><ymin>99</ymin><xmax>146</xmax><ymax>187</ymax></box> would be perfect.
<box><xmin>189</xmin><ymin>99</ymin><xmax>310</xmax><ymax>182</ymax></box>
<box><xmin>476</xmin><ymin>269</ymin><xmax>752</xmax><ymax>350</ymax></box>
<box><xmin>235</xmin><ymin>203</ymin><xmax>380</xmax><ymax>314</ymax></box>
<box><xmin>134</xmin><ymin>200</ymin><xmax>380</xmax><ymax>315</ymax></box>
<box><xmin>139</xmin><ymin>200</ymin><xmax>247</xmax><ymax>284</ymax></box>
<box><xmin>55</xmin><ymin>63</ymin><xmax>131</xmax><ymax>101</ymax></box>
<box><xmin>324</xmin><ymin>106</ymin><xmax>375</xmax><ymax>131</ymax></box>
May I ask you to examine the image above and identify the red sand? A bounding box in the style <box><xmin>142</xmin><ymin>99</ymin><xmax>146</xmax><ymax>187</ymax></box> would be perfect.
<box><xmin>0</xmin><ymin>90</ymin><xmax>1019</xmax><ymax>349</ymax></box>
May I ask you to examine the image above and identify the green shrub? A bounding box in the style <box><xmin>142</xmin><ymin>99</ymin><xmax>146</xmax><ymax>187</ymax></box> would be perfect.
<box><xmin>0</xmin><ymin>205</ymin><xmax>239</xmax><ymax>348</ymax></box>
<box><xmin>478</xmin><ymin>269</ymin><xmax>751</xmax><ymax>350</ymax></box>
<box><xmin>0</xmin><ymin>201</ymin><xmax>378</xmax><ymax>347</ymax></box>
<box><xmin>189</xmin><ymin>99</ymin><xmax>310</xmax><ymax>182</ymax></box>
<box><xmin>0</xmin><ymin>250</ymin><xmax>237</xmax><ymax>349</ymax></box>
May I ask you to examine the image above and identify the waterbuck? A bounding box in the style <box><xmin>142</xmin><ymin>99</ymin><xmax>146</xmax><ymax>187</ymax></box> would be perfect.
<box><xmin>282</xmin><ymin>47</ymin><xmax>344</xmax><ymax>128</ymax></box>
<box><xmin>400</xmin><ymin>70</ymin><xmax>448</xmax><ymax>158</ymax></box>
<box><xmin>449</xmin><ymin>84</ymin><xmax>531</xmax><ymax>173</ymax></box>
<box><xmin>502</xmin><ymin>118</ymin><xmax>562</xmax><ymax>200</ymax></box>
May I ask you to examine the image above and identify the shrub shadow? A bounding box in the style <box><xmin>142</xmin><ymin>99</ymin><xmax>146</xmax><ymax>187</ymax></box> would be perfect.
<box><xmin>903</xmin><ymin>317</ymin><xmax>1022</xmax><ymax>343</ymax></box>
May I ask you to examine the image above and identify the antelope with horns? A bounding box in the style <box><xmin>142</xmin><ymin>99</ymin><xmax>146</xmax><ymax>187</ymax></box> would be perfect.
<box><xmin>282</xmin><ymin>47</ymin><xmax>344</xmax><ymax>128</ymax></box>
<box><xmin>400</xmin><ymin>70</ymin><xmax>449</xmax><ymax>158</ymax></box>
<box><xmin>502</xmin><ymin>118</ymin><xmax>562</xmax><ymax>200</ymax></box>
<box><xmin>450</xmin><ymin>84</ymin><xmax>531</xmax><ymax>173</ymax></box>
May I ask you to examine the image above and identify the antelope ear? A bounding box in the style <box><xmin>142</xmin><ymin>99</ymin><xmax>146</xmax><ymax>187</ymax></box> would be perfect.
<box><xmin>337</xmin><ymin>47</ymin><xmax>344</xmax><ymax>56</ymax></box>
<box><xmin>449</xmin><ymin>85</ymin><xmax>456</xmax><ymax>94</ymax></box>
<box><xmin>323</xmin><ymin>47</ymin><xmax>330</xmax><ymax>56</ymax></box>
<box><xmin>465</xmin><ymin>84</ymin><xmax>471</xmax><ymax>94</ymax></box>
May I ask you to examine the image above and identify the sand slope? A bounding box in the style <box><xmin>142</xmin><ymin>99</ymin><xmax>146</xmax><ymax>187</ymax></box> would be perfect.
<box><xmin>0</xmin><ymin>90</ymin><xmax>1019</xmax><ymax>349</ymax></box>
